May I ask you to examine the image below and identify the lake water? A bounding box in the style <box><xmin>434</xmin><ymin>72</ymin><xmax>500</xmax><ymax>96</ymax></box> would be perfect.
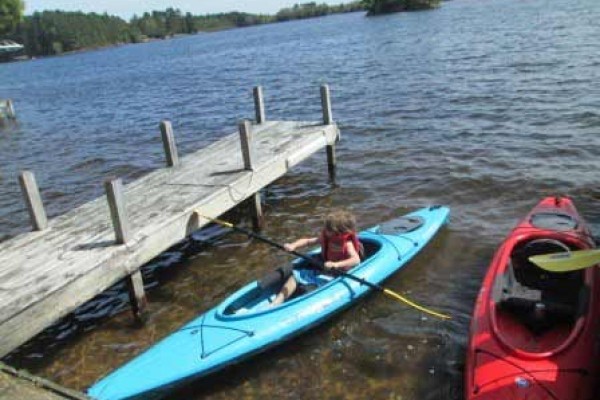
<box><xmin>1</xmin><ymin>0</ymin><xmax>599</xmax><ymax>398</ymax></box>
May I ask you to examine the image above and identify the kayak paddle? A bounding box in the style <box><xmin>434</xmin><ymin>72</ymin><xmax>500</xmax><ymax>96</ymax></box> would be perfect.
<box><xmin>196</xmin><ymin>211</ymin><xmax>451</xmax><ymax>320</ymax></box>
<box><xmin>529</xmin><ymin>249</ymin><xmax>600</xmax><ymax>272</ymax></box>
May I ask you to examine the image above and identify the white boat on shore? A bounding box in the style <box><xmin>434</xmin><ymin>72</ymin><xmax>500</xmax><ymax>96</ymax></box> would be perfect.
<box><xmin>0</xmin><ymin>40</ymin><xmax>24</xmax><ymax>54</ymax></box>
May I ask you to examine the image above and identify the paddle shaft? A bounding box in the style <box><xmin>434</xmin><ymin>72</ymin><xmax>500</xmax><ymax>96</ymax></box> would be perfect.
<box><xmin>230</xmin><ymin>224</ymin><xmax>323</xmax><ymax>268</ymax></box>
<box><xmin>225</xmin><ymin>222</ymin><xmax>388</xmax><ymax>291</ymax></box>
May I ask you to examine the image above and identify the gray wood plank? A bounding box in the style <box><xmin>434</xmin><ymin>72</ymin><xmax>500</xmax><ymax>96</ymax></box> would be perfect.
<box><xmin>0</xmin><ymin>362</ymin><xmax>89</xmax><ymax>400</ymax></box>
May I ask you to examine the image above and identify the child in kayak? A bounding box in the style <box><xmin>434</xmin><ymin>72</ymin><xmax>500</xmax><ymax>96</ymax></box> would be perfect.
<box><xmin>271</xmin><ymin>209</ymin><xmax>362</xmax><ymax>306</ymax></box>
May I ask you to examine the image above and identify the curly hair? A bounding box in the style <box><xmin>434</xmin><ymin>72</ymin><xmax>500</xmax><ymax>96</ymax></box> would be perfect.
<box><xmin>323</xmin><ymin>210</ymin><xmax>357</xmax><ymax>234</ymax></box>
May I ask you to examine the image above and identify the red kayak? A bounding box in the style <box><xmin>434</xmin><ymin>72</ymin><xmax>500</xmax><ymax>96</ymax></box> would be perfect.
<box><xmin>465</xmin><ymin>196</ymin><xmax>600</xmax><ymax>400</ymax></box>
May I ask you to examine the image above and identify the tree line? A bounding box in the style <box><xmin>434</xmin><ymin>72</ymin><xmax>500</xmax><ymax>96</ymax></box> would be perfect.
<box><xmin>362</xmin><ymin>0</ymin><xmax>441</xmax><ymax>15</ymax></box>
<box><xmin>0</xmin><ymin>0</ymin><xmax>23</xmax><ymax>33</ymax></box>
<box><xmin>1</xmin><ymin>0</ymin><xmax>442</xmax><ymax>58</ymax></box>
<box><xmin>2</xmin><ymin>2</ymin><xmax>363</xmax><ymax>57</ymax></box>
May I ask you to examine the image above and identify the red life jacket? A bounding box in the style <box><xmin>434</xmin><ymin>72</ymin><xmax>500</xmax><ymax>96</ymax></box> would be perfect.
<box><xmin>319</xmin><ymin>230</ymin><xmax>362</xmax><ymax>266</ymax></box>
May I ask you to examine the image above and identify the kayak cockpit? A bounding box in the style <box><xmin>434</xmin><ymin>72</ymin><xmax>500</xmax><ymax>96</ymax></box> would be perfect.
<box><xmin>221</xmin><ymin>284</ymin><xmax>277</xmax><ymax>316</ymax></box>
<box><xmin>493</xmin><ymin>237</ymin><xmax>588</xmax><ymax>353</ymax></box>
<box><xmin>220</xmin><ymin>238</ymin><xmax>382</xmax><ymax>317</ymax></box>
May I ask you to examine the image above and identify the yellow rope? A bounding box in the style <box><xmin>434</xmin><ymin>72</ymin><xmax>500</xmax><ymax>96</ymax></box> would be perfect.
<box><xmin>383</xmin><ymin>289</ymin><xmax>452</xmax><ymax>320</ymax></box>
<box><xmin>199</xmin><ymin>213</ymin><xmax>233</xmax><ymax>228</ymax></box>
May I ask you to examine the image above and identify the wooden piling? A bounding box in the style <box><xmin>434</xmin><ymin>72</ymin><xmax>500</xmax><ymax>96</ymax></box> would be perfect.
<box><xmin>104</xmin><ymin>178</ymin><xmax>147</xmax><ymax>323</ymax></box>
<box><xmin>248</xmin><ymin>192</ymin><xmax>264</xmax><ymax>231</ymax></box>
<box><xmin>18</xmin><ymin>171</ymin><xmax>48</xmax><ymax>231</ymax></box>
<box><xmin>326</xmin><ymin>144</ymin><xmax>337</xmax><ymax>182</ymax></box>
<box><xmin>104</xmin><ymin>178</ymin><xmax>131</xmax><ymax>244</ymax></box>
<box><xmin>320</xmin><ymin>84</ymin><xmax>333</xmax><ymax>125</ymax></box>
<box><xmin>239</xmin><ymin>120</ymin><xmax>254</xmax><ymax>170</ymax></box>
<box><xmin>160</xmin><ymin>120</ymin><xmax>180</xmax><ymax>168</ymax></box>
<box><xmin>6</xmin><ymin>100</ymin><xmax>16</xmax><ymax>119</ymax></box>
<box><xmin>126</xmin><ymin>270</ymin><xmax>147</xmax><ymax>324</ymax></box>
<box><xmin>320</xmin><ymin>85</ymin><xmax>336</xmax><ymax>181</ymax></box>
<box><xmin>238</xmin><ymin>120</ymin><xmax>263</xmax><ymax>230</ymax></box>
<box><xmin>253</xmin><ymin>86</ymin><xmax>265</xmax><ymax>124</ymax></box>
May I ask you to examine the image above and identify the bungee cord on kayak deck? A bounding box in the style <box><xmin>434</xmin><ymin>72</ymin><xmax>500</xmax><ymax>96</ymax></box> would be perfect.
<box><xmin>179</xmin><ymin>315</ymin><xmax>255</xmax><ymax>359</ymax></box>
<box><xmin>195</xmin><ymin>211</ymin><xmax>452</xmax><ymax>320</ymax></box>
<box><xmin>374</xmin><ymin>232</ymin><xmax>416</xmax><ymax>261</ymax></box>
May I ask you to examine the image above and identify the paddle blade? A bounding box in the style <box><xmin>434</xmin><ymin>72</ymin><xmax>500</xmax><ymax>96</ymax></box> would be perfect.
<box><xmin>529</xmin><ymin>249</ymin><xmax>600</xmax><ymax>272</ymax></box>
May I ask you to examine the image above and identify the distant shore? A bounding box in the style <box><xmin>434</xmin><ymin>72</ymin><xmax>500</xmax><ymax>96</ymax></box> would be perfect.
<box><xmin>3</xmin><ymin>3</ymin><xmax>364</xmax><ymax>61</ymax></box>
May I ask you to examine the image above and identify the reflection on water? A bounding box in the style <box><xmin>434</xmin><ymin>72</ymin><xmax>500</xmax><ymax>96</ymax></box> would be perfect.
<box><xmin>1</xmin><ymin>0</ymin><xmax>600</xmax><ymax>398</ymax></box>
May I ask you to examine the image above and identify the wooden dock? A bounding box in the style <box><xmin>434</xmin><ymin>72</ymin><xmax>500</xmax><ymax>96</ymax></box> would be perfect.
<box><xmin>0</xmin><ymin>362</ymin><xmax>89</xmax><ymax>399</ymax></box>
<box><xmin>0</xmin><ymin>99</ymin><xmax>16</xmax><ymax>120</ymax></box>
<box><xmin>0</xmin><ymin>85</ymin><xmax>340</xmax><ymax>358</ymax></box>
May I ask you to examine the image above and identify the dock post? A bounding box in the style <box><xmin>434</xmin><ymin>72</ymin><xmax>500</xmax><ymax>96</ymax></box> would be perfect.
<box><xmin>105</xmin><ymin>178</ymin><xmax>131</xmax><ymax>245</ymax></box>
<box><xmin>326</xmin><ymin>145</ymin><xmax>336</xmax><ymax>182</ymax></box>
<box><xmin>104</xmin><ymin>178</ymin><xmax>147</xmax><ymax>324</ymax></box>
<box><xmin>320</xmin><ymin>84</ymin><xmax>333</xmax><ymax>125</ymax></box>
<box><xmin>238</xmin><ymin>120</ymin><xmax>264</xmax><ymax>230</ymax></box>
<box><xmin>18</xmin><ymin>171</ymin><xmax>48</xmax><ymax>231</ymax></box>
<box><xmin>239</xmin><ymin>120</ymin><xmax>254</xmax><ymax>171</ymax></box>
<box><xmin>159</xmin><ymin>120</ymin><xmax>180</xmax><ymax>167</ymax></box>
<box><xmin>253</xmin><ymin>86</ymin><xmax>265</xmax><ymax>124</ymax></box>
<box><xmin>320</xmin><ymin>84</ymin><xmax>336</xmax><ymax>182</ymax></box>
<box><xmin>6</xmin><ymin>100</ymin><xmax>16</xmax><ymax>119</ymax></box>
<box><xmin>248</xmin><ymin>192</ymin><xmax>264</xmax><ymax>231</ymax></box>
<box><xmin>126</xmin><ymin>271</ymin><xmax>147</xmax><ymax>326</ymax></box>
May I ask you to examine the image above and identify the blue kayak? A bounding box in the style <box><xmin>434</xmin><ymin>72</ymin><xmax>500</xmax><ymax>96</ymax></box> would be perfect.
<box><xmin>88</xmin><ymin>206</ymin><xmax>450</xmax><ymax>400</ymax></box>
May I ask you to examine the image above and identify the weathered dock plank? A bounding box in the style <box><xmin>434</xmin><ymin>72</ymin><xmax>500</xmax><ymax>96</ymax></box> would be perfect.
<box><xmin>0</xmin><ymin>362</ymin><xmax>89</xmax><ymax>399</ymax></box>
<box><xmin>0</xmin><ymin>120</ymin><xmax>339</xmax><ymax>358</ymax></box>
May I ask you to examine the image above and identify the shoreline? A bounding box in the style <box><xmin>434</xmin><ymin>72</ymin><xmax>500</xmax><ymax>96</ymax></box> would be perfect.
<box><xmin>3</xmin><ymin>8</ymin><xmax>366</xmax><ymax>63</ymax></box>
<box><xmin>1</xmin><ymin>30</ymin><xmax>230</xmax><ymax>63</ymax></box>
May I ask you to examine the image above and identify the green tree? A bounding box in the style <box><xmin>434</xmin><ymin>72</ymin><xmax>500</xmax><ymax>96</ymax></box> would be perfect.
<box><xmin>0</xmin><ymin>0</ymin><xmax>24</xmax><ymax>34</ymax></box>
<box><xmin>16</xmin><ymin>11</ymin><xmax>137</xmax><ymax>56</ymax></box>
<box><xmin>275</xmin><ymin>2</ymin><xmax>362</xmax><ymax>22</ymax></box>
<box><xmin>362</xmin><ymin>0</ymin><xmax>440</xmax><ymax>15</ymax></box>
<box><xmin>5</xmin><ymin>3</ymin><xmax>365</xmax><ymax>58</ymax></box>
